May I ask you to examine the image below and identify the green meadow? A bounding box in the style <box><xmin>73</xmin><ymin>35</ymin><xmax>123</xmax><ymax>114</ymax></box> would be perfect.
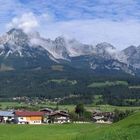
<box><xmin>1</xmin><ymin>102</ymin><xmax>140</xmax><ymax>112</ymax></box>
<box><xmin>88</xmin><ymin>81</ymin><xmax>128</xmax><ymax>88</ymax></box>
<box><xmin>0</xmin><ymin>112</ymin><xmax>139</xmax><ymax>140</ymax></box>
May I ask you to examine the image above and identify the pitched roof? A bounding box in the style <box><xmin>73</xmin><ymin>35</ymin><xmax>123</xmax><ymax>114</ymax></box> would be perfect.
<box><xmin>0</xmin><ymin>111</ymin><xmax>14</xmax><ymax>117</ymax></box>
<box><xmin>49</xmin><ymin>111</ymin><xmax>69</xmax><ymax>117</ymax></box>
<box><xmin>15</xmin><ymin>111</ymin><xmax>44</xmax><ymax>117</ymax></box>
<box><xmin>40</xmin><ymin>108</ymin><xmax>53</xmax><ymax>112</ymax></box>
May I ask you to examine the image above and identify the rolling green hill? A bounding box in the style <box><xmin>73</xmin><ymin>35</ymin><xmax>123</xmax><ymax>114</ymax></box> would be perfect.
<box><xmin>91</xmin><ymin>112</ymin><xmax>140</xmax><ymax>140</ymax></box>
<box><xmin>0</xmin><ymin>112</ymin><xmax>139</xmax><ymax>140</ymax></box>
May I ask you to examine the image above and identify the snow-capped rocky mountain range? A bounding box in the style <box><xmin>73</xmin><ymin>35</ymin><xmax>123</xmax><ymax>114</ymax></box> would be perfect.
<box><xmin>0</xmin><ymin>28</ymin><xmax>139</xmax><ymax>75</ymax></box>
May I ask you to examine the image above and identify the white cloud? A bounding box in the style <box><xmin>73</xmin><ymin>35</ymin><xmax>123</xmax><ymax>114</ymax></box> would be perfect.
<box><xmin>5</xmin><ymin>11</ymin><xmax>140</xmax><ymax>50</ymax></box>
<box><xmin>39</xmin><ymin>19</ymin><xmax>140</xmax><ymax>50</ymax></box>
<box><xmin>6</xmin><ymin>13</ymin><xmax>39</xmax><ymax>33</ymax></box>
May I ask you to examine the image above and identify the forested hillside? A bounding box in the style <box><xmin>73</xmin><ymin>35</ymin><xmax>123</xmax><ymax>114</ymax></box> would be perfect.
<box><xmin>0</xmin><ymin>68</ymin><xmax>140</xmax><ymax>106</ymax></box>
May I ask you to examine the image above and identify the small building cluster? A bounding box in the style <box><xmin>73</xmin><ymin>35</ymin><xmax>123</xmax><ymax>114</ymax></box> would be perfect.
<box><xmin>0</xmin><ymin>108</ymin><xmax>70</xmax><ymax>124</ymax></box>
<box><xmin>0</xmin><ymin>108</ymin><xmax>116</xmax><ymax>125</ymax></box>
<box><xmin>92</xmin><ymin>110</ymin><xmax>114</xmax><ymax>124</ymax></box>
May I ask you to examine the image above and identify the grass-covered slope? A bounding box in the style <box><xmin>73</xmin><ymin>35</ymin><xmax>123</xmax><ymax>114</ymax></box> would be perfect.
<box><xmin>0</xmin><ymin>112</ymin><xmax>139</xmax><ymax>140</ymax></box>
<box><xmin>111</xmin><ymin>112</ymin><xmax>140</xmax><ymax>140</ymax></box>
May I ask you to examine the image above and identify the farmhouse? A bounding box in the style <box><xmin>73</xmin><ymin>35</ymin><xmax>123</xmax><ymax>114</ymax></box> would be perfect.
<box><xmin>15</xmin><ymin>111</ymin><xmax>44</xmax><ymax>124</ymax></box>
<box><xmin>93</xmin><ymin>111</ymin><xmax>114</xmax><ymax>124</ymax></box>
<box><xmin>48</xmin><ymin>111</ymin><xmax>70</xmax><ymax>124</ymax></box>
<box><xmin>0</xmin><ymin>111</ymin><xmax>14</xmax><ymax>123</ymax></box>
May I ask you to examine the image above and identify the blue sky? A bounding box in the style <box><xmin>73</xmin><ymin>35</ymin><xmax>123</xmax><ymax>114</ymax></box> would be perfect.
<box><xmin>1</xmin><ymin>0</ymin><xmax>140</xmax><ymax>49</ymax></box>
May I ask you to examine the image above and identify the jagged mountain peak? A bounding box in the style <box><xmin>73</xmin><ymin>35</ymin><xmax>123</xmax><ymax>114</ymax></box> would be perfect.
<box><xmin>123</xmin><ymin>45</ymin><xmax>137</xmax><ymax>57</ymax></box>
<box><xmin>5</xmin><ymin>28</ymin><xmax>29</xmax><ymax>44</ymax></box>
<box><xmin>122</xmin><ymin>45</ymin><xmax>140</xmax><ymax>69</ymax></box>
<box><xmin>95</xmin><ymin>42</ymin><xmax>117</xmax><ymax>55</ymax></box>
<box><xmin>6</xmin><ymin>28</ymin><xmax>41</xmax><ymax>43</ymax></box>
<box><xmin>66</xmin><ymin>39</ymin><xmax>94</xmax><ymax>57</ymax></box>
<box><xmin>0</xmin><ymin>28</ymin><xmax>51</xmax><ymax>58</ymax></box>
<box><xmin>123</xmin><ymin>45</ymin><xmax>137</xmax><ymax>51</ymax></box>
<box><xmin>94</xmin><ymin>42</ymin><xmax>118</xmax><ymax>60</ymax></box>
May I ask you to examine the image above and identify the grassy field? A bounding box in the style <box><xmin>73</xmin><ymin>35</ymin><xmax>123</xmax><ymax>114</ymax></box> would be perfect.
<box><xmin>88</xmin><ymin>81</ymin><xmax>128</xmax><ymax>88</ymax></box>
<box><xmin>0</xmin><ymin>112</ymin><xmax>139</xmax><ymax>140</ymax></box>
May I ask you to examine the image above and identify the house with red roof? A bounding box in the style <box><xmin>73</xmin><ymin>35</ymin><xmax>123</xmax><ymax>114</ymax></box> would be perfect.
<box><xmin>15</xmin><ymin>111</ymin><xmax>45</xmax><ymax>124</ymax></box>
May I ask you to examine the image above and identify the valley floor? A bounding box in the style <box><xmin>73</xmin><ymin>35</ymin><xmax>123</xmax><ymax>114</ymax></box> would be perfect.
<box><xmin>1</xmin><ymin>101</ymin><xmax>140</xmax><ymax>112</ymax></box>
<box><xmin>0</xmin><ymin>112</ymin><xmax>139</xmax><ymax>140</ymax></box>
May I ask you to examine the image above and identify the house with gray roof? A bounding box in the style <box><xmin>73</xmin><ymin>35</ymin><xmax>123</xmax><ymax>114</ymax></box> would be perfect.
<box><xmin>0</xmin><ymin>111</ymin><xmax>14</xmax><ymax>123</ymax></box>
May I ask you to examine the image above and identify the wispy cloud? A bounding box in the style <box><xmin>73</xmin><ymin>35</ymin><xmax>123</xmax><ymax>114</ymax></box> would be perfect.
<box><xmin>39</xmin><ymin>19</ymin><xmax>140</xmax><ymax>49</ymax></box>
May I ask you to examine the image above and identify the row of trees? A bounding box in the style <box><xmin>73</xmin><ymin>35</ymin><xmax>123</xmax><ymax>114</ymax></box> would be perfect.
<box><xmin>113</xmin><ymin>109</ymin><xmax>133</xmax><ymax>122</ymax></box>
